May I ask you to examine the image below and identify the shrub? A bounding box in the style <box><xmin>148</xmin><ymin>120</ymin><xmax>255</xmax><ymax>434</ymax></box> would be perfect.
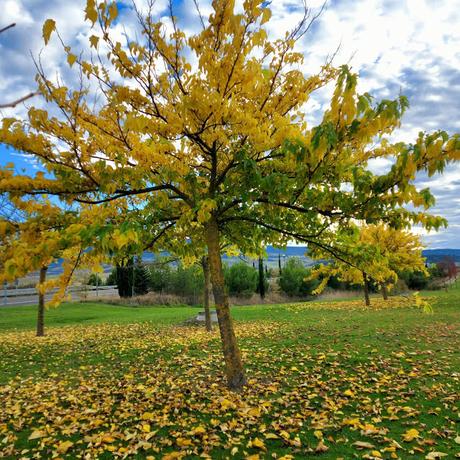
<box><xmin>87</xmin><ymin>273</ymin><xmax>103</xmax><ymax>286</ymax></box>
<box><xmin>279</xmin><ymin>258</ymin><xmax>319</xmax><ymax>297</ymax></box>
<box><xmin>399</xmin><ymin>270</ymin><xmax>429</xmax><ymax>290</ymax></box>
<box><xmin>148</xmin><ymin>262</ymin><xmax>203</xmax><ymax>298</ymax></box>
<box><xmin>224</xmin><ymin>262</ymin><xmax>258</xmax><ymax>297</ymax></box>
<box><xmin>106</xmin><ymin>269</ymin><xmax>117</xmax><ymax>286</ymax></box>
<box><xmin>134</xmin><ymin>263</ymin><xmax>150</xmax><ymax>295</ymax></box>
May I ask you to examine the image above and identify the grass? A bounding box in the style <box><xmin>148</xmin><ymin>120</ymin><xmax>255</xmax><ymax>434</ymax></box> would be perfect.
<box><xmin>0</xmin><ymin>286</ymin><xmax>459</xmax><ymax>459</ymax></box>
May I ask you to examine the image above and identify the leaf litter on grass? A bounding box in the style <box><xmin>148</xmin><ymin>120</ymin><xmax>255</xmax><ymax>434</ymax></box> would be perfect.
<box><xmin>0</xmin><ymin>300</ymin><xmax>459</xmax><ymax>459</ymax></box>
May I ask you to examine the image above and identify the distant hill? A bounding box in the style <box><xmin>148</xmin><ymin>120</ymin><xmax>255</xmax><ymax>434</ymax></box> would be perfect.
<box><xmin>422</xmin><ymin>249</ymin><xmax>460</xmax><ymax>264</ymax></box>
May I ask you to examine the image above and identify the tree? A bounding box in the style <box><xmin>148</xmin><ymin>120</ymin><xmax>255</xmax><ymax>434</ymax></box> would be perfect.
<box><xmin>437</xmin><ymin>256</ymin><xmax>458</xmax><ymax>289</ymax></box>
<box><xmin>0</xmin><ymin>196</ymin><xmax>87</xmax><ymax>335</ymax></box>
<box><xmin>116</xmin><ymin>257</ymin><xmax>134</xmax><ymax>298</ymax></box>
<box><xmin>0</xmin><ymin>1</ymin><xmax>458</xmax><ymax>390</ymax></box>
<box><xmin>201</xmin><ymin>256</ymin><xmax>213</xmax><ymax>332</ymax></box>
<box><xmin>279</xmin><ymin>257</ymin><xmax>318</xmax><ymax>297</ymax></box>
<box><xmin>257</xmin><ymin>257</ymin><xmax>266</xmax><ymax>299</ymax></box>
<box><xmin>309</xmin><ymin>224</ymin><xmax>428</xmax><ymax>306</ymax></box>
<box><xmin>224</xmin><ymin>262</ymin><xmax>258</xmax><ymax>297</ymax></box>
<box><xmin>134</xmin><ymin>258</ymin><xmax>150</xmax><ymax>295</ymax></box>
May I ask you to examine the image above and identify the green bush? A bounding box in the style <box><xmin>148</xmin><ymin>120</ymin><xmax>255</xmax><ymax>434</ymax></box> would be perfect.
<box><xmin>399</xmin><ymin>270</ymin><xmax>429</xmax><ymax>290</ymax></box>
<box><xmin>279</xmin><ymin>258</ymin><xmax>319</xmax><ymax>297</ymax></box>
<box><xmin>148</xmin><ymin>262</ymin><xmax>203</xmax><ymax>297</ymax></box>
<box><xmin>106</xmin><ymin>269</ymin><xmax>117</xmax><ymax>286</ymax></box>
<box><xmin>134</xmin><ymin>264</ymin><xmax>150</xmax><ymax>295</ymax></box>
<box><xmin>87</xmin><ymin>273</ymin><xmax>103</xmax><ymax>286</ymax></box>
<box><xmin>224</xmin><ymin>262</ymin><xmax>258</xmax><ymax>297</ymax></box>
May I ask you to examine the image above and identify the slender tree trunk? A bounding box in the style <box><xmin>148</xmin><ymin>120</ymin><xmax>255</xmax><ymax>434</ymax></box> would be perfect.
<box><xmin>202</xmin><ymin>256</ymin><xmax>212</xmax><ymax>332</ymax></box>
<box><xmin>363</xmin><ymin>272</ymin><xmax>371</xmax><ymax>306</ymax></box>
<box><xmin>205</xmin><ymin>217</ymin><xmax>246</xmax><ymax>391</ymax></box>
<box><xmin>258</xmin><ymin>257</ymin><xmax>265</xmax><ymax>299</ymax></box>
<box><xmin>381</xmin><ymin>283</ymin><xmax>389</xmax><ymax>300</ymax></box>
<box><xmin>36</xmin><ymin>266</ymin><xmax>48</xmax><ymax>337</ymax></box>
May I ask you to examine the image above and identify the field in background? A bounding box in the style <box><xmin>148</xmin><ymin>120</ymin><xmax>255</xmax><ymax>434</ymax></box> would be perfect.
<box><xmin>0</xmin><ymin>286</ymin><xmax>459</xmax><ymax>459</ymax></box>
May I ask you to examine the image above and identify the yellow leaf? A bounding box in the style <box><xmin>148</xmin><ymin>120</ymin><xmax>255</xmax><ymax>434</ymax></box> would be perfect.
<box><xmin>89</xmin><ymin>35</ymin><xmax>99</xmax><ymax>49</ymax></box>
<box><xmin>343</xmin><ymin>389</ymin><xmax>355</xmax><ymax>397</ymax></box>
<box><xmin>191</xmin><ymin>425</ymin><xmax>206</xmax><ymax>435</ymax></box>
<box><xmin>315</xmin><ymin>440</ymin><xmax>329</xmax><ymax>453</ymax></box>
<box><xmin>251</xmin><ymin>437</ymin><xmax>266</xmax><ymax>450</ymax></box>
<box><xmin>141</xmin><ymin>423</ymin><xmax>151</xmax><ymax>433</ymax></box>
<box><xmin>141</xmin><ymin>412</ymin><xmax>154</xmax><ymax>421</ymax></box>
<box><xmin>56</xmin><ymin>440</ymin><xmax>73</xmax><ymax>454</ymax></box>
<box><xmin>313</xmin><ymin>430</ymin><xmax>323</xmax><ymax>439</ymax></box>
<box><xmin>353</xmin><ymin>441</ymin><xmax>375</xmax><ymax>449</ymax></box>
<box><xmin>85</xmin><ymin>0</ymin><xmax>98</xmax><ymax>24</ymax></box>
<box><xmin>176</xmin><ymin>437</ymin><xmax>192</xmax><ymax>447</ymax></box>
<box><xmin>28</xmin><ymin>430</ymin><xmax>46</xmax><ymax>440</ymax></box>
<box><xmin>108</xmin><ymin>2</ymin><xmax>118</xmax><ymax>21</ymax></box>
<box><xmin>162</xmin><ymin>453</ymin><xmax>184</xmax><ymax>460</ymax></box>
<box><xmin>425</xmin><ymin>453</ymin><xmax>448</xmax><ymax>459</ymax></box>
<box><xmin>402</xmin><ymin>428</ymin><xmax>419</xmax><ymax>442</ymax></box>
<box><xmin>67</xmin><ymin>54</ymin><xmax>77</xmax><ymax>67</ymax></box>
<box><xmin>260</xmin><ymin>8</ymin><xmax>272</xmax><ymax>25</ymax></box>
<box><xmin>42</xmin><ymin>19</ymin><xmax>56</xmax><ymax>45</ymax></box>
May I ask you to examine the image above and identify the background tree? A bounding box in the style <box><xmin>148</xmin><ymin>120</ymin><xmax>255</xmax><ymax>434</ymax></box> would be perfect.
<box><xmin>0</xmin><ymin>196</ymin><xmax>86</xmax><ymax>336</ymax></box>
<box><xmin>0</xmin><ymin>1</ymin><xmax>458</xmax><ymax>390</ymax></box>
<box><xmin>279</xmin><ymin>258</ymin><xmax>319</xmax><ymax>297</ymax></box>
<box><xmin>224</xmin><ymin>262</ymin><xmax>258</xmax><ymax>297</ymax></box>
<box><xmin>437</xmin><ymin>256</ymin><xmax>458</xmax><ymax>289</ymax></box>
<box><xmin>309</xmin><ymin>224</ymin><xmax>428</xmax><ymax>305</ymax></box>
<box><xmin>257</xmin><ymin>257</ymin><xmax>266</xmax><ymax>299</ymax></box>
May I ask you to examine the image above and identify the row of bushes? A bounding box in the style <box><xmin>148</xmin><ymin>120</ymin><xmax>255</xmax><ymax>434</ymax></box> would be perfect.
<box><xmin>88</xmin><ymin>257</ymin><xmax>456</xmax><ymax>299</ymax></box>
<box><xmin>89</xmin><ymin>258</ymin><xmax>322</xmax><ymax>298</ymax></box>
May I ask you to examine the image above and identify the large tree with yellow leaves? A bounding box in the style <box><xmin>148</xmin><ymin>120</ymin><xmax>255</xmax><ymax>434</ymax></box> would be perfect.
<box><xmin>309</xmin><ymin>224</ymin><xmax>428</xmax><ymax>306</ymax></box>
<box><xmin>0</xmin><ymin>0</ymin><xmax>458</xmax><ymax>390</ymax></box>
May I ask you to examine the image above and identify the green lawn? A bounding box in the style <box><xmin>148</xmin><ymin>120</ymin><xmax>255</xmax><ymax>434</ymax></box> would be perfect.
<box><xmin>0</xmin><ymin>287</ymin><xmax>459</xmax><ymax>459</ymax></box>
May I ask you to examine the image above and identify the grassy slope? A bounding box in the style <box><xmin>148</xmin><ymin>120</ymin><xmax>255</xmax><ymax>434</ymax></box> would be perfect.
<box><xmin>0</xmin><ymin>285</ymin><xmax>459</xmax><ymax>459</ymax></box>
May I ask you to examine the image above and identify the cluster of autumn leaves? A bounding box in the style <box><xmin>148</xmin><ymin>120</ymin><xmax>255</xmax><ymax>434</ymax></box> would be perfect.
<box><xmin>0</xmin><ymin>0</ymin><xmax>459</xmax><ymax>389</ymax></box>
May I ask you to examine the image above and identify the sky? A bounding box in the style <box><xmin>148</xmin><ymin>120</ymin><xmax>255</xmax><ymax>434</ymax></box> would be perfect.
<box><xmin>0</xmin><ymin>0</ymin><xmax>459</xmax><ymax>248</ymax></box>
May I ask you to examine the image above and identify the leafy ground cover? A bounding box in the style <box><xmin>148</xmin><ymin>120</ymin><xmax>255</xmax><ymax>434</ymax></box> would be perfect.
<box><xmin>0</xmin><ymin>288</ymin><xmax>459</xmax><ymax>459</ymax></box>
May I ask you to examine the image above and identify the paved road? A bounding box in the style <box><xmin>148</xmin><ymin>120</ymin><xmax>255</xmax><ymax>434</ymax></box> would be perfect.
<box><xmin>1</xmin><ymin>287</ymin><xmax>119</xmax><ymax>307</ymax></box>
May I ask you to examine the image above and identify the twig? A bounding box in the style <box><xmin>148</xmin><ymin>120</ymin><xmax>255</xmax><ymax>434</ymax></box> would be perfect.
<box><xmin>0</xmin><ymin>92</ymin><xmax>40</xmax><ymax>109</ymax></box>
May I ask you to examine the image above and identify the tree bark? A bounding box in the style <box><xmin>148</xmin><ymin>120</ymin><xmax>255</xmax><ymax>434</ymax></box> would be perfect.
<box><xmin>381</xmin><ymin>283</ymin><xmax>389</xmax><ymax>300</ymax></box>
<box><xmin>202</xmin><ymin>256</ymin><xmax>212</xmax><ymax>332</ymax></box>
<box><xmin>36</xmin><ymin>266</ymin><xmax>48</xmax><ymax>337</ymax></box>
<box><xmin>258</xmin><ymin>257</ymin><xmax>265</xmax><ymax>299</ymax></box>
<box><xmin>363</xmin><ymin>272</ymin><xmax>371</xmax><ymax>307</ymax></box>
<box><xmin>205</xmin><ymin>217</ymin><xmax>246</xmax><ymax>391</ymax></box>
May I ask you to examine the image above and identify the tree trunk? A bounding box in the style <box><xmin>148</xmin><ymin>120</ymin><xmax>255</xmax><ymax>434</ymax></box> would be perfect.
<box><xmin>205</xmin><ymin>217</ymin><xmax>246</xmax><ymax>391</ymax></box>
<box><xmin>202</xmin><ymin>256</ymin><xmax>212</xmax><ymax>332</ymax></box>
<box><xmin>258</xmin><ymin>257</ymin><xmax>265</xmax><ymax>299</ymax></box>
<box><xmin>381</xmin><ymin>283</ymin><xmax>389</xmax><ymax>300</ymax></box>
<box><xmin>36</xmin><ymin>266</ymin><xmax>48</xmax><ymax>337</ymax></box>
<box><xmin>363</xmin><ymin>272</ymin><xmax>371</xmax><ymax>307</ymax></box>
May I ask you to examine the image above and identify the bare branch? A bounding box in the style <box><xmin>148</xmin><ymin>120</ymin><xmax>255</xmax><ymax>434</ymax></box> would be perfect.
<box><xmin>0</xmin><ymin>23</ymin><xmax>16</xmax><ymax>34</ymax></box>
<box><xmin>0</xmin><ymin>92</ymin><xmax>40</xmax><ymax>109</ymax></box>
